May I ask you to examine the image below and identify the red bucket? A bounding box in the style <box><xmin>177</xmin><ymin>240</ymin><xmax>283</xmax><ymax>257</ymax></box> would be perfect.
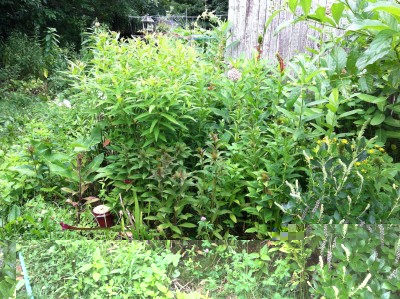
<box><xmin>92</xmin><ymin>205</ymin><xmax>114</xmax><ymax>227</ymax></box>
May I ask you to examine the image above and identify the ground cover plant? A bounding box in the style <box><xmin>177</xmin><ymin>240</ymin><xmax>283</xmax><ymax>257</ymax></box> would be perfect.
<box><xmin>16</xmin><ymin>225</ymin><xmax>400</xmax><ymax>298</ymax></box>
<box><xmin>0</xmin><ymin>241</ymin><xmax>16</xmax><ymax>298</ymax></box>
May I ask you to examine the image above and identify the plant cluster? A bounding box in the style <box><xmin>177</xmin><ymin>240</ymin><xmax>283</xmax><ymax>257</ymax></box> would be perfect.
<box><xmin>1</xmin><ymin>13</ymin><xmax>399</xmax><ymax>239</ymax></box>
<box><xmin>58</xmin><ymin>24</ymin><xmax>399</xmax><ymax>239</ymax></box>
<box><xmin>16</xmin><ymin>225</ymin><xmax>400</xmax><ymax>298</ymax></box>
<box><xmin>0</xmin><ymin>241</ymin><xmax>16</xmax><ymax>299</ymax></box>
<box><xmin>284</xmin><ymin>0</ymin><xmax>400</xmax><ymax>156</ymax></box>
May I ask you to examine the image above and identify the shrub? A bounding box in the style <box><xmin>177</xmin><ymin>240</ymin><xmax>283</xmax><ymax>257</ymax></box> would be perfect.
<box><xmin>282</xmin><ymin>134</ymin><xmax>400</xmax><ymax>224</ymax></box>
<box><xmin>0</xmin><ymin>31</ymin><xmax>44</xmax><ymax>80</ymax></box>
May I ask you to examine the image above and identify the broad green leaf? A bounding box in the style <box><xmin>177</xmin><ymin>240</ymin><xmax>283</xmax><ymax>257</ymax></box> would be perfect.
<box><xmin>328</xmin><ymin>88</ymin><xmax>339</xmax><ymax>111</ymax></box>
<box><xmin>338</xmin><ymin>109</ymin><xmax>364</xmax><ymax>119</ymax></box>
<box><xmin>9</xmin><ymin>165</ymin><xmax>36</xmax><ymax>177</ymax></box>
<box><xmin>305</xmin><ymin>69</ymin><xmax>327</xmax><ymax>83</ymax></box>
<box><xmin>61</xmin><ymin>187</ymin><xmax>77</xmax><ymax>194</ymax></box>
<box><xmin>333</xmin><ymin>47</ymin><xmax>347</xmax><ymax>73</ymax></box>
<box><xmin>347</xmin><ymin>20</ymin><xmax>391</xmax><ymax>31</ymax></box>
<box><xmin>384</xmin><ymin>116</ymin><xmax>400</xmax><ymax>127</ymax></box>
<box><xmin>358</xmin><ymin>75</ymin><xmax>374</xmax><ymax>93</ymax></box>
<box><xmin>366</xmin><ymin>250</ymin><xmax>377</xmax><ymax>266</ymax></box>
<box><xmin>83</xmin><ymin>126</ymin><xmax>102</xmax><ymax>149</ymax></box>
<box><xmin>155</xmin><ymin>283</ymin><xmax>168</xmax><ymax>293</ymax></box>
<box><xmin>155</xmin><ymin>223</ymin><xmax>169</xmax><ymax>231</ymax></box>
<box><xmin>170</xmin><ymin>225</ymin><xmax>182</xmax><ymax>235</ymax></box>
<box><xmin>315</xmin><ymin>6</ymin><xmax>326</xmax><ymax>20</ymax></box>
<box><xmin>149</xmin><ymin>119</ymin><xmax>158</xmax><ymax>133</ymax></box>
<box><xmin>356</xmin><ymin>30</ymin><xmax>394</xmax><ymax>70</ymax></box>
<box><xmin>370</xmin><ymin>113</ymin><xmax>386</xmax><ymax>125</ymax></box>
<box><xmin>179</xmin><ymin>222</ymin><xmax>196</xmax><ymax>228</ymax></box>
<box><xmin>286</xmin><ymin>87</ymin><xmax>301</xmax><ymax>109</ymax></box>
<box><xmin>154</xmin><ymin>126</ymin><xmax>160</xmax><ymax>141</ymax></box>
<box><xmin>386</xmin><ymin>130</ymin><xmax>400</xmax><ymax>138</ymax></box>
<box><xmin>135</xmin><ymin>112</ymin><xmax>151</xmax><ymax>121</ymax></box>
<box><xmin>160</xmin><ymin>113</ymin><xmax>187</xmax><ymax>129</ymax></box>
<box><xmin>93</xmin><ymin>247</ymin><xmax>101</xmax><ymax>260</ymax></box>
<box><xmin>389</xmin><ymin>68</ymin><xmax>400</xmax><ymax>88</ymax></box>
<box><xmin>79</xmin><ymin>264</ymin><xmax>92</xmax><ymax>272</ymax></box>
<box><xmin>300</xmin><ymin>0</ymin><xmax>312</xmax><ymax>15</ymax></box>
<box><xmin>326</xmin><ymin>103</ymin><xmax>338</xmax><ymax>113</ymax></box>
<box><xmin>357</xmin><ymin>94</ymin><xmax>387</xmax><ymax>104</ymax></box>
<box><xmin>265</xmin><ymin>9</ymin><xmax>284</xmax><ymax>32</ymax></box>
<box><xmin>389</xmin><ymin>104</ymin><xmax>400</xmax><ymax>113</ymax></box>
<box><xmin>326</xmin><ymin>110</ymin><xmax>336</xmax><ymax>127</ymax></box>
<box><xmin>48</xmin><ymin>162</ymin><xmax>77</xmax><ymax>181</ymax></box>
<box><xmin>229</xmin><ymin>214</ymin><xmax>237</xmax><ymax>223</ymax></box>
<box><xmin>303</xmin><ymin>113</ymin><xmax>324</xmax><ymax>122</ymax></box>
<box><xmin>83</xmin><ymin>153</ymin><xmax>104</xmax><ymax>177</ymax></box>
<box><xmin>331</xmin><ymin>2</ymin><xmax>345</xmax><ymax>24</ymax></box>
<box><xmin>365</xmin><ymin>1</ymin><xmax>400</xmax><ymax>19</ymax></box>
<box><xmin>382</xmin><ymin>281</ymin><xmax>397</xmax><ymax>291</ymax></box>
<box><xmin>375</xmin><ymin>129</ymin><xmax>387</xmax><ymax>143</ymax></box>
<box><xmin>7</xmin><ymin>205</ymin><xmax>20</xmax><ymax>222</ymax></box>
<box><xmin>245</xmin><ymin>227</ymin><xmax>258</xmax><ymax>233</ymax></box>
<box><xmin>92</xmin><ymin>272</ymin><xmax>101</xmax><ymax>282</ymax></box>
<box><xmin>159</xmin><ymin>120</ymin><xmax>176</xmax><ymax>132</ymax></box>
<box><xmin>288</xmin><ymin>0</ymin><xmax>298</xmax><ymax>13</ymax></box>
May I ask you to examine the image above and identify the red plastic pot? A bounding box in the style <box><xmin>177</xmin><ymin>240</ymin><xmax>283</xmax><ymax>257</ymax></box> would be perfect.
<box><xmin>92</xmin><ymin>205</ymin><xmax>114</xmax><ymax>227</ymax></box>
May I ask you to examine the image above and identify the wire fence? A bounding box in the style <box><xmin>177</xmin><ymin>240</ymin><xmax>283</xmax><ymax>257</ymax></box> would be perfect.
<box><xmin>127</xmin><ymin>15</ymin><xmax>228</xmax><ymax>35</ymax></box>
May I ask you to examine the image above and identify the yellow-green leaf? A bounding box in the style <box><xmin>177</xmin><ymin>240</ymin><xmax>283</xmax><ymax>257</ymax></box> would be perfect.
<box><xmin>92</xmin><ymin>272</ymin><xmax>101</xmax><ymax>281</ymax></box>
<box><xmin>229</xmin><ymin>214</ymin><xmax>237</xmax><ymax>223</ymax></box>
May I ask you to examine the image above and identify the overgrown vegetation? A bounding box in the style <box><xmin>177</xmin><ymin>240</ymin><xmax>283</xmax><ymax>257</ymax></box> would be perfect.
<box><xmin>0</xmin><ymin>241</ymin><xmax>16</xmax><ymax>298</ymax></box>
<box><xmin>16</xmin><ymin>225</ymin><xmax>400</xmax><ymax>298</ymax></box>
<box><xmin>1</xmin><ymin>0</ymin><xmax>400</xmax><ymax>297</ymax></box>
<box><xmin>1</xmin><ymin>1</ymin><xmax>400</xmax><ymax>240</ymax></box>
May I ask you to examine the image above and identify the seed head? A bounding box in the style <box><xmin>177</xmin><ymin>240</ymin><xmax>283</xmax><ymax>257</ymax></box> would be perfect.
<box><xmin>378</xmin><ymin>224</ymin><xmax>384</xmax><ymax>247</ymax></box>
<box><xmin>327</xmin><ymin>250</ymin><xmax>332</xmax><ymax>269</ymax></box>
<box><xmin>395</xmin><ymin>246</ymin><xmax>400</xmax><ymax>264</ymax></box>
<box><xmin>227</xmin><ymin>68</ymin><xmax>242</xmax><ymax>82</ymax></box>
<box><xmin>389</xmin><ymin>268</ymin><xmax>398</xmax><ymax>280</ymax></box>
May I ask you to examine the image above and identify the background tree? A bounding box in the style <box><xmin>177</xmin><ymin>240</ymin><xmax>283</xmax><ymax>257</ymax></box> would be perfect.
<box><xmin>161</xmin><ymin>0</ymin><xmax>228</xmax><ymax>15</ymax></box>
<box><xmin>0</xmin><ymin>0</ymin><xmax>160</xmax><ymax>47</ymax></box>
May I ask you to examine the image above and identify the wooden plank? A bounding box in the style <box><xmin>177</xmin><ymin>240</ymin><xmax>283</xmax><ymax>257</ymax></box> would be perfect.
<box><xmin>227</xmin><ymin>0</ymin><xmax>343</xmax><ymax>61</ymax></box>
<box><xmin>257</xmin><ymin>0</ymin><xmax>268</xmax><ymax>55</ymax></box>
<box><xmin>227</xmin><ymin>0</ymin><xmax>235</xmax><ymax>57</ymax></box>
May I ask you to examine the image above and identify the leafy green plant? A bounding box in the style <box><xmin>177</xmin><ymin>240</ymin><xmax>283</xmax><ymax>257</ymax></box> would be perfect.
<box><xmin>282</xmin><ymin>134</ymin><xmax>400</xmax><ymax>224</ymax></box>
<box><xmin>19</xmin><ymin>240</ymin><xmax>180</xmax><ymax>298</ymax></box>
<box><xmin>0</xmin><ymin>241</ymin><xmax>16</xmax><ymax>299</ymax></box>
<box><xmin>285</xmin><ymin>0</ymin><xmax>400</xmax><ymax>148</ymax></box>
<box><xmin>307</xmin><ymin>224</ymin><xmax>400</xmax><ymax>299</ymax></box>
<box><xmin>0</xmin><ymin>31</ymin><xmax>44</xmax><ymax>80</ymax></box>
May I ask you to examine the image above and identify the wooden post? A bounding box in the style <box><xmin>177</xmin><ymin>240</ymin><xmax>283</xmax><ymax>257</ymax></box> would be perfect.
<box><xmin>227</xmin><ymin>0</ymin><xmax>336</xmax><ymax>61</ymax></box>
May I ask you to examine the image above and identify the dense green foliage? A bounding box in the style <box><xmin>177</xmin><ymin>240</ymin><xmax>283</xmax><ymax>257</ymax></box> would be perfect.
<box><xmin>16</xmin><ymin>226</ymin><xmax>400</xmax><ymax>298</ymax></box>
<box><xmin>0</xmin><ymin>241</ymin><xmax>16</xmax><ymax>299</ymax></box>
<box><xmin>286</xmin><ymin>0</ymin><xmax>400</xmax><ymax>152</ymax></box>
<box><xmin>1</xmin><ymin>11</ymin><xmax>400</xmax><ymax>240</ymax></box>
<box><xmin>1</xmin><ymin>0</ymin><xmax>400</xmax><ymax>297</ymax></box>
<box><xmin>0</xmin><ymin>0</ymin><xmax>228</xmax><ymax>50</ymax></box>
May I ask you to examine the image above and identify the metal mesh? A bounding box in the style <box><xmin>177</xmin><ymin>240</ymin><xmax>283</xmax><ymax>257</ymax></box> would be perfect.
<box><xmin>128</xmin><ymin>15</ymin><xmax>227</xmax><ymax>35</ymax></box>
